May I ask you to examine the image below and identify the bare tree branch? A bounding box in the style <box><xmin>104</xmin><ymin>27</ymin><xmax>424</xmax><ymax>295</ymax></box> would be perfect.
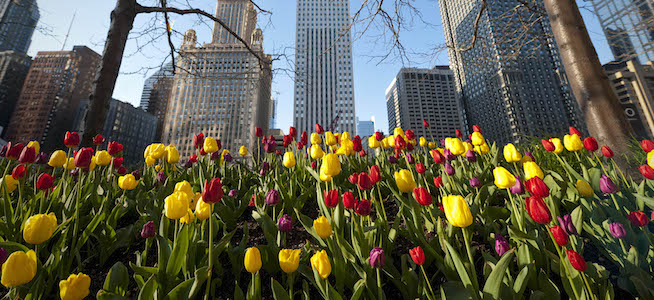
<box><xmin>159</xmin><ymin>0</ymin><xmax>177</xmax><ymax>73</ymax></box>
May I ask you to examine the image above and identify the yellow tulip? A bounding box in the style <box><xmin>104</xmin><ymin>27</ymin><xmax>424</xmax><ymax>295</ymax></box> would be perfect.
<box><xmin>145</xmin><ymin>156</ymin><xmax>156</xmax><ymax>166</ymax></box>
<box><xmin>311</xmin><ymin>133</ymin><xmax>322</xmax><ymax>145</ymax></box>
<box><xmin>165</xmin><ymin>191</ymin><xmax>190</xmax><ymax>219</ymax></box>
<box><xmin>394</xmin><ymin>169</ymin><xmax>416</xmax><ymax>193</ymax></box>
<box><xmin>95</xmin><ymin>150</ymin><xmax>111</xmax><ymax>166</ymax></box>
<box><xmin>313</xmin><ymin>216</ymin><xmax>332</xmax><ymax>238</ymax></box>
<box><xmin>174</xmin><ymin>181</ymin><xmax>194</xmax><ymax>199</ymax></box>
<box><xmin>155</xmin><ymin>165</ymin><xmax>162</xmax><ymax>172</ymax></box>
<box><xmin>387</xmin><ymin>135</ymin><xmax>395</xmax><ymax>148</ymax></box>
<box><xmin>27</xmin><ymin>141</ymin><xmax>40</xmax><ymax>154</ymax></box>
<box><xmin>493</xmin><ymin>167</ymin><xmax>516</xmax><ymax>189</ymax></box>
<box><xmin>463</xmin><ymin>142</ymin><xmax>473</xmax><ymax>153</ymax></box>
<box><xmin>319</xmin><ymin>171</ymin><xmax>332</xmax><ymax>182</ymax></box>
<box><xmin>520</xmin><ymin>155</ymin><xmax>533</xmax><ymax>164</ymax></box>
<box><xmin>118</xmin><ymin>174</ymin><xmax>138</xmax><ymax>190</ymax></box>
<box><xmin>219</xmin><ymin>149</ymin><xmax>229</xmax><ymax>165</ymax></box>
<box><xmin>445</xmin><ymin>138</ymin><xmax>465</xmax><ymax>155</ymax></box>
<box><xmin>474</xmin><ymin>142</ymin><xmax>490</xmax><ymax>155</ymax></box>
<box><xmin>340</xmin><ymin>132</ymin><xmax>351</xmax><ymax>141</ymax></box>
<box><xmin>648</xmin><ymin>151</ymin><xmax>654</xmax><ymax>169</ymax></box>
<box><xmin>1</xmin><ymin>175</ymin><xmax>18</xmax><ymax>193</ymax></box>
<box><xmin>471</xmin><ymin>132</ymin><xmax>485</xmax><ymax>146</ymax></box>
<box><xmin>381</xmin><ymin>137</ymin><xmax>391</xmax><ymax>149</ymax></box>
<box><xmin>335</xmin><ymin>140</ymin><xmax>354</xmax><ymax>156</ymax></box>
<box><xmin>576</xmin><ymin>179</ymin><xmax>594</xmax><ymax>197</ymax></box>
<box><xmin>149</xmin><ymin>143</ymin><xmax>165</xmax><ymax>159</ymax></box>
<box><xmin>190</xmin><ymin>192</ymin><xmax>201</xmax><ymax>210</ymax></box>
<box><xmin>368</xmin><ymin>136</ymin><xmax>380</xmax><ymax>149</ymax></box>
<box><xmin>419</xmin><ymin>137</ymin><xmax>427</xmax><ymax>147</ymax></box>
<box><xmin>87</xmin><ymin>157</ymin><xmax>97</xmax><ymax>172</ymax></box>
<box><xmin>64</xmin><ymin>157</ymin><xmax>76</xmax><ymax>170</ymax></box>
<box><xmin>244</xmin><ymin>247</ymin><xmax>262</xmax><ymax>274</ymax></box>
<box><xmin>195</xmin><ymin>198</ymin><xmax>212</xmax><ymax>220</ymax></box>
<box><xmin>310</xmin><ymin>250</ymin><xmax>331</xmax><ymax>280</ymax></box>
<box><xmin>320</xmin><ymin>153</ymin><xmax>341</xmax><ymax>176</ymax></box>
<box><xmin>59</xmin><ymin>273</ymin><xmax>91</xmax><ymax>300</ymax></box>
<box><xmin>165</xmin><ymin>145</ymin><xmax>179</xmax><ymax>164</ymax></box>
<box><xmin>523</xmin><ymin>161</ymin><xmax>544</xmax><ymax>180</ymax></box>
<box><xmin>279</xmin><ymin>249</ymin><xmax>301</xmax><ymax>273</ymax></box>
<box><xmin>311</xmin><ymin>145</ymin><xmax>325</xmax><ymax>159</ymax></box>
<box><xmin>442</xmin><ymin>195</ymin><xmax>473</xmax><ymax>228</ymax></box>
<box><xmin>563</xmin><ymin>134</ymin><xmax>583</xmax><ymax>152</ymax></box>
<box><xmin>23</xmin><ymin>212</ymin><xmax>57</xmax><ymax>244</ymax></box>
<box><xmin>203</xmin><ymin>137</ymin><xmax>219</xmax><ymax>153</ymax></box>
<box><xmin>239</xmin><ymin>146</ymin><xmax>248</xmax><ymax>157</ymax></box>
<box><xmin>393</xmin><ymin>127</ymin><xmax>405</xmax><ymax>138</ymax></box>
<box><xmin>325</xmin><ymin>132</ymin><xmax>337</xmax><ymax>146</ymax></box>
<box><xmin>282</xmin><ymin>152</ymin><xmax>296</xmax><ymax>168</ymax></box>
<box><xmin>503</xmin><ymin>143</ymin><xmax>522</xmax><ymax>163</ymax></box>
<box><xmin>48</xmin><ymin>150</ymin><xmax>67</xmax><ymax>167</ymax></box>
<box><xmin>428</xmin><ymin>142</ymin><xmax>436</xmax><ymax>149</ymax></box>
<box><xmin>180</xmin><ymin>208</ymin><xmax>195</xmax><ymax>224</ymax></box>
<box><xmin>1</xmin><ymin>250</ymin><xmax>37</xmax><ymax>287</ymax></box>
<box><xmin>550</xmin><ymin>138</ymin><xmax>564</xmax><ymax>153</ymax></box>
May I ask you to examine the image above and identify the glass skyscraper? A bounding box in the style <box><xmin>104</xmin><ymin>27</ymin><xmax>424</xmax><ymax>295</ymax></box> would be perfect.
<box><xmin>591</xmin><ymin>0</ymin><xmax>654</xmax><ymax>63</ymax></box>
<box><xmin>0</xmin><ymin>0</ymin><xmax>39</xmax><ymax>54</ymax></box>
<box><xmin>438</xmin><ymin>0</ymin><xmax>584</xmax><ymax>143</ymax></box>
<box><xmin>293</xmin><ymin>0</ymin><xmax>356</xmax><ymax>135</ymax></box>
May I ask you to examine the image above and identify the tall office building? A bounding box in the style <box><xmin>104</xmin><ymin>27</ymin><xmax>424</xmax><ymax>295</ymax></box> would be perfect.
<box><xmin>438</xmin><ymin>0</ymin><xmax>584</xmax><ymax>143</ymax></box>
<box><xmin>356</xmin><ymin>117</ymin><xmax>375</xmax><ymax>137</ymax></box>
<box><xmin>5</xmin><ymin>46</ymin><xmax>101</xmax><ymax>151</ymax></box>
<box><xmin>603</xmin><ymin>60</ymin><xmax>654</xmax><ymax>139</ymax></box>
<box><xmin>386</xmin><ymin>66</ymin><xmax>462</xmax><ymax>140</ymax></box>
<box><xmin>0</xmin><ymin>51</ymin><xmax>31</xmax><ymax>137</ymax></box>
<box><xmin>293</xmin><ymin>0</ymin><xmax>356</xmax><ymax>135</ymax></box>
<box><xmin>139</xmin><ymin>62</ymin><xmax>174</xmax><ymax>110</ymax></box>
<box><xmin>269</xmin><ymin>97</ymin><xmax>277</xmax><ymax>129</ymax></box>
<box><xmin>162</xmin><ymin>0</ymin><xmax>272</xmax><ymax>158</ymax></box>
<box><xmin>591</xmin><ymin>0</ymin><xmax>654</xmax><ymax>63</ymax></box>
<box><xmin>140</xmin><ymin>62</ymin><xmax>174</xmax><ymax>141</ymax></box>
<box><xmin>0</xmin><ymin>0</ymin><xmax>39</xmax><ymax>54</ymax></box>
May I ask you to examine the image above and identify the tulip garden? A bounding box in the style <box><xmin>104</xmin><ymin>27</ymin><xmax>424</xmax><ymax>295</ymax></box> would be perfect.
<box><xmin>1</xmin><ymin>124</ymin><xmax>654</xmax><ymax>300</ymax></box>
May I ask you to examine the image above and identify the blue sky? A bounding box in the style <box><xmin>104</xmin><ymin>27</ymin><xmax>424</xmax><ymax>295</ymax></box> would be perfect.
<box><xmin>28</xmin><ymin>0</ymin><xmax>614</xmax><ymax>134</ymax></box>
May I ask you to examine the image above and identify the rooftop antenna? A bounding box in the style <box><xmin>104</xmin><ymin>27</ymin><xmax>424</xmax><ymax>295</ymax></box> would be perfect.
<box><xmin>61</xmin><ymin>11</ymin><xmax>77</xmax><ymax>51</ymax></box>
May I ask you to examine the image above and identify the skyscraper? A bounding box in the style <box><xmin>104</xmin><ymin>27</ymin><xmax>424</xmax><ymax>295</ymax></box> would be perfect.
<box><xmin>139</xmin><ymin>62</ymin><xmax>174</xmax><ymax>110</ymax></box>
<box><xmin>438</xmin><ymin>0</ymin><xmax>584</xmax><ymax>143</ymax></box>
<box><xmin>356</xmin><ymin>117</ymin><xmax>374</xmax><ymax>137</ymax></box>
<box><xmin>0</xmin><ymin>0</ymin><xmax>39</xmax><ymax>54</ymax></box>
<box><xmin>591</xmin><ymin>0</ymin><xmax>654</xmax><ymax>63</ymax></box>
<box><xmin>294</xmin><ymin>0</ymin><xmax>356</xmax><ymax>135</ymax></box>
<box><xmin>5</xmin><ymin>46</ymin><xmax>101</xmax><ymax>151</ymax></box>
<box><xmin>140</xmin><ymin>62</ymin><xmax>174</xmax><ymax>141</ymax></box>
<box><xmin>0</xmin><ymin>50</ymin><xmax>31</xmax><ymax>137</ymax></box>
<box><xmin>386</xmin><ymin>66</ymin><xmax>463</xmax><ymax>140</ymax></box>
<box><xmin>162</xmin><ymin>0</ymin><xmax>272</xmax><ymax>158</ymax></box>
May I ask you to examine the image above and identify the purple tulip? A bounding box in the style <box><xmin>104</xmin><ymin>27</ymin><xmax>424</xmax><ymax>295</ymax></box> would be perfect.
<box><xmin>266</xmin><ymin>189</ymin><xmax>280</xmax><ymax>206</ymax></box>
<box><xmin>264</xmin><ymin>140</ymin><xmax>276</xmax><ymax>153</ymax></box>
<box><xmin>443</xmin><ymin>148</ymin><xmax>455</xmax><ymax>161</ymax></box>
<box><xmin>210</xmin><ymin>151</ymin><xmax>221</xmax><ymax>160</ymax></box>
<box><xmin>35</xmin><ymin>152</ymin><xmax>48</xmax><ymax>164</ymax></box>
<box><xmin>405</xmin><ymin>153</ymin><xmax>414</xmax><ymax>164</ymax></box>
<box><xmin>278</xmin><ymin>214</ymin><xmax>292</xmax><ymax>233</ymax></box>
<box><xmin>440</xmin><ymin>139</ymin><xmax>446</xmax><ymax>147</ymax></box>
<box><xmin>155</xmin><ymin>171</ymin><xmax>167</xmax><ymax>186</ymax></box>
<box><xmin>557</xmin><ymin>214</ymin><xmax>578</xmax><ymax>236</ymax></box>
<box><xmin>183</xmin><ymin>160</ymin><xmax>193</xmax><ymax>168</ymax></box>
<box><xmin>469</xmin><ymin>177</ymin><xmax>481</xmax><ymax>188</ymax></box>
<box><xmin>311</xmin><ymin>161</ymin><xmax>317</xmax><ymax>170</ymax></box>
<box><xmin>131</xmin><ymin>170</ymin><xmax>141</xmax><ymax>180</ymax></box>
<box><xmin>524</xmin><ymin>152</ymin><xmax>534</xmax><ymax>162</ymax></box>
<box><xmin>0</xmin><ymin>248</ymin><xmax>8</xmax><ymax>266</ymax></box>
<box><xmin>609</xmin><ymin>222</ymin><xmax>626</xmax><ymax>239</ymax></box>
<box><xmin>262</xmin><ymin>162</ymin><xmax>270</xmax><ymax>172</ymax></box>
<box><xmin>510</xmin><ymin>176</ymin><xmax>524</xmax><ymax>194</ymax></box>
<box><xmin>495</xmin><ymin>234</ymin><xmax>510</xmax><ymax>256</ymax></box>
<box><xmin>224</xmin><ymin>152</ymin><xmax>233</xmax><ymax>162</ymax></box>
<box><xmin>228</xmin><ymin>189</ymin><xmax>237</xmax><ymax>197</ymax></box>
<box><xmin>368</xmin><ymin>247</ymin><xmax>385</xmax><ymax>268</ymax></box>
<box><xmin>600</xmin><ymin>175</ymin><xmax>618</xmax><ymax>194</ymax></box>
<box><xmin>465</xmin><ymin>150</ymin><xmax>477</xmax><ymax>162</ymax></box>
<box><xmin>388</xmin><ymin>156</ymin><xmax>397</xmax><ymax>164</ymax></box>
<box><xmin>141</xmin><ymin>221</ymin><xmax>156</xmax><ymax>239</ymax></box>
<box><xmin>444</xmin><ymin>162</ymin><xmax>455</xmax><ymax>176</ymax></box>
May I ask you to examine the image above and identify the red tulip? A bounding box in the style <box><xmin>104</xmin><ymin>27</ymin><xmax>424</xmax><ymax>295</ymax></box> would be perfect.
<box><xmin>353</xmin><ymin>136</ymin><xmax>362</xmax><ymax>152</ymax></box>
<box><xmin>315</xmin><ymin>123</ymin><xmax>324</xmax><ymax>134</ymax></box>
<box><xmin>641</xmin><ymin>140</ymin><xmax>654</xmax><ymax>153</ymax></box>
<box><xmin>343</xmin><ymin>192</ymin><xmax>355</xmax><ymax>209</ymax></box>
<box><xmin>355</xmin><ymin>199</ymin><xmax>371</xmax><ymax>216</ymax></box>
<box><xmin>541</xmin><ymin>139</ymin><xmax>555</xmax><ymax>152</ymax></box>
<box><xmin>18</xmin><ymin>146</ymin><xmax>36</xmax><ymax>164</ymax></box>
<box><xmin>550</xmin><ymin>225</ymin><xmax>569</xmax><ymax>246</ymax></box>
<box><xmin>569</xmin><ymin>126</ymin><xmax>582</xmax><ymax>137</ymax></box>
<box><xmin>283</xmin><ymin>135</ymin><xmax>292</xmax><ymax>148</ymax></box>
<box><xmin>358</xmin><ymin>173</ymin><xmax>373</xmax><ymax>190</ymax></box>
<box><xmin>324</xmin><ymin>189</ymin><xmax>339</xmax><ymax>208</ymax></box>
<box><xmin>348</xmin><ymin>173</ymin><xmax>359</xmax><ymax>185</ymax></box>
<box><xmin>433</xmin><ymin>176</ymin><xmax>443</xmax><ymax>188</ymax></box>
<box><xmin>455</xmin><ymin>129</ymin><xmax>462</xmax><ymax>138</ymax></box>
<box><xmin>405</xmin><ymin>130</ymin><xmax>415</xmax><ymax>140</ymax></box>
<box><xmin>116</xmin><ymin>166</ymin><xmax>127</xmax><ymax>175</ymax></box>
<box><xmin>289</xmin><ymin>126</ymin><xmax>297</xmax><ymax>139</ymax></box>
<box><xmin>64</xmin><ymin>131</ymin><xmax>80</xmax><ymax>148</ymax></box>
<box><xmin>472</xmin><ymin>125</ymin><xmax>481</xmax><ymax>133</ymax></box>
<box><xmin>430</xmin><ymin>149</ymin><xmax>445</xmax><ymax>164</ymax></box>
<box><xmin>415</xmin><ymin>163</ymin><xmax>426</xmax><ymax>174</ymax></box>
<box><xmin>374</xmin><ymin>132</ymin><xmax>383</xmax><ymax>141</ymax></box>
<box><xmin>627</xmin><ymin>211</ymin><xmax>649</xmax><ymax>227</ymax></box>
<box><xmin>5</xmin><ymin>142</ymin><xmax>24</xmax><ymax>160</ymax></box>
<box><xmin>394</xmin><ymin>136</ymin><xmax>406</xmax><ymax>150</ymax></box>
<box><xmin>12</xmin><ymin>164</ymin><xmax>25</xmax><ymax>180</ymax></box>
<box><xmin>92</xmin><ymin>134</ymin><xmax>105</xmax><ymax>145</ymax></box>
<box><xmin>566</xmin><ymin>249</ymin><xmax>587</xmax><ymax>272</ymax></box>
<box><xmin>199</xmin><ymin>148</ymin><xmax>207</xmax><ymax>156</ymax></box>
<box><xmin>582</xmin><ymin>137</ymin><xmax>598</xmax><ymax>152</ymax></box>
<box><xmin>406</xmin><ymin>143</ymin><xmax>414</xmax><ymax>152</ymax></box>
<box><xmin>254</xmin><ymin>127</ymin><xmax>263</xmax><ymax>138</ymax></box>
<box><xmin>359</xmin><ymin>150</ymin><xmax>367</xmax><ymax>157</ymax></box>
<box><xmin>525</xmin><ymin>177</ymin><xmax>549</xmax><ymax>198</ymax></box>
<box><xmin>601</xmin><ymin>146</ymin><xmax>613</xmax><ymax>158</ymax></box>
<box><xmin>74</xmin><ymin>147</ymin><xmax>93</xmax><ymax>168</ymax></box>
<box><xmin>525</xmin><ymin>196</ymin><xmax>551</xmax><ymax>224</ymax></box>
<box><xmin>413</xmin><ymin>187</ymin><xmax>432</xmax><ymax>206</ymax></box>
<box><xmin>370</xmin><ymin>165</ymin><xmax>381</xmax><ymax>184</ymax></box>
<box><xmin>37</xmin><ymin>173</ymin><xmax>54</xmax><ymax>190</ymax></box>
<box><xmin>639</xmin><ymin>165</ymin><xmax>654</xmax><ymax>180</ymax></box>
<box><xmin>107</xmin><ymin>141</ymin><xmax>123</xmax><ymax>156</ymax></box>
<box><xmin>300</xmin><ymin>131</ymin><xmax>308</xmax><ymax>145</ymax></box>
<box><xmin>296</xmin><ymin>141</ymin><xmax>304</xmax><ymax>150</ymax></box>
<box><xmin>194</xmin><ymin>133</ymin><xmax>204</xmax><ymax>149</ymax></box>
<box><xmin>189</xmin><ymin>154</ymin><xmax>198</xmax><ymax>163</ymax></box>
<box><xmin>409</xmin><ymin>246</ymin><xmax>425</xmax><ymax>265</ymax></box>
<box><xmin>202</xmin><ymin>178</ymin><xmax>223</xmax><ymax>203</ymax></box>
<box><xmin>422</xmin><ymin>120</ymin><xmax>429</xmax><ymax>129</ymax></box>
<box><xmin>112</xmin><ymin>157</ymin><xmax>123</xmax><ymax>168</ymax></box>
<box><xmin>275</xmin><ymin>150</ymin><xmax>282</xmax><ymax>156</ymax></box>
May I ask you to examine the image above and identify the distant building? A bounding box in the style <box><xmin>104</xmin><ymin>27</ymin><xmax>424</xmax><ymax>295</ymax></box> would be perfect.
<box><xmin>0</xmin><ymin>0</ymin><xmax>39</xmax><ymax>54</ymax></box>
<box><xmin>438</xmin><ymin>0</ymin><xmax>584</xmax><ymax>143</ymax></box>
<box><xmin>269</xmin><ymin>97</ymin><xmax>277</xmax><ymax>129</ymax></box>
<box><xmin>5</xmin><ymin>46</ymin><xmax>101</xmax><ymax>151</ymax></box>
<box><xmin>386</xmin><ymin>66</ymin><xmax>462</xmax><ymax>141</ymax></box>
<box><xmin>356</xmin><ymin>117</ymin><xmax>375</xmax><ymax>137</ymax></box>
<box><xmin>139</xmin><ymin>62</ymin><xmax>174</xmax><ymax>110</ymax></box>
<box><xmin>74</xmin><ymin>98</ymin><xmax>157</xmax><ymax>163</ymax></box>
<box><xmin>0</xmin><ymin>51</ymin><xmax>31</xmax><ymax>137</ymax></box>
<box><xmin>140</xmin><ymin>62</ymin><xmax>174</xmax><ymax>141</ymax></box>
<box><xmin>162</xmin><ymin>0</ymin><xmax>272</xmax><ymax>158</ymax></box>
<box><xmin>591</xmin><ymin>0</ymin><xmax>654</xmax><ymax>63</ymax></box>
<box><xmin>603</xmin><ymin>60</ymin><xmax>654</xmax><ymax>139</ymax></box>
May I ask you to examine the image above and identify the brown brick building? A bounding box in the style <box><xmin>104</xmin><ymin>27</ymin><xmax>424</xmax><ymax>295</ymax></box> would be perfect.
<box><xmin>5</xmin><ymin>46</ymin><xmax>100</xmax><ymax>150</ymax></box>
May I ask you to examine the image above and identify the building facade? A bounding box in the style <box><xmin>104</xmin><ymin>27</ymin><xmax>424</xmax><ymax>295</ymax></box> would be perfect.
<box><xmin>293</xmin><ymin>0</ymin><xmax>356</xmax><ymax>136</ymax></box>
<box><xmin>438</xmin><ymin>0</ymin><xmax>584</xmax><ymax>143</ymax></box>
<box><xmin>0</xmin><ymin>0</ymin><xmax>39</xmax><ymax>54</ymax></box>
<box><xmin>591</xmin><ymin>0</ymin><xmax>654</xmax><ymax>63</ymax></box>
<box><xmin>604</xmin><ymin>60</ymin><xmax>654</xmax><ymax>139</ymax></box>
<box><xmin>386</xmin><ymin>66</ymin><xmax>462</xmax><ymax>140</ymax></box>
<box><xmin>356</xmin><ymin>117</ymin><xmax>375</xmax><ymax>138</ymax></box>
<box><xmin>0</xmin><ymin>51</ymin><xmax>30</xmax><ymax>137</ymax></box>
<box><xmin>74</xmin><ymin>99</ymin><xmax>157</xmax><ymax>163</ymax></box>
<box><xmin>5</xmin><ymin>46</ymin><xmax>101</xmax><ymax>151</ymax></box>
<box><xmin>162</xmin><ymin>0</ymin><xmax>272</xmax><ymax>158</ymax></box>
<box><xmin>140</xmin><ymin>62</ymin><xmax>174</xmax><ymax>141</ymax></box>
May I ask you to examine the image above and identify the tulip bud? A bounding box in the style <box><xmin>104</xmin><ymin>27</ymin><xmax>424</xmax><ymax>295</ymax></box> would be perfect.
<box><xmin>313</xmin><ymin>216</ymin><xmax>332</xmax><ymax>238</ymax></box>
<box><xmin>374</xmin><ymin>132</ymin><xmax>383</xmax><ymax>141</ymax></box>
<box><xmin>550</xmin><ymin>225</ymin><xmax>569</xmax><ymax>246</ymax></box>
<box><xmin>279</xmin><ymin>249</ymin><xmax>301</xmax><ymax>274</ymax></box>
<box><xmin>343</xmin><ymin>192</ymin><xmax>355</xmax><ymax>209</ymax></box>
<box><xmin>627</xmin><ymin>211</ymin><xmax>649</xmax><ymax>227</ymax></box>
<box><xmin>601</xmin><ymin>146</ymin><xmax>613</xmax><ymax>158</ymax></box>
<box><xmin>355</xmin><ymin>199</ymin><xmax>371</xmax><ymax>216</ymax></box>
<box><xmin>193</xmin><ymin>133</ymin><xmax>205</xmax><ymax>149</ymax></box>
<box><xmin>576</xmin><ymin>179</ymin><xmax>593</xmax><ymax>197</ymax></box>
<box><xmin>422</xmin><ymin>120</ymin><xmax>429</xmax><ymax>128</ymax></box>
<box><xmin>641</xmin><ymin>140</ymin><xmax>654</xmax><ymax>153</ymax></box>
<box><xmin>202</xmin><ymin>178</ymin><xmax>223</xmax><ymax>204</ymax></box>
<box><xmin>566</xmin><ymin>249</ymin><xmax>587</xmax><ymax>272</ymax></box>
<box><xmin>465</xmin><ymin>150</ymin><xmax>477</xmax><ymax>162</ymax></box>
<box><xmin>266</xmin><ymin>189</ymin><xmax>280</xmax><ymax>206</ymax></box>
<box><xmin>278</xmin><ymin>214</ymin><xmax>293</xmax><ymax>233</ymax></box>
<box><xmin>599</xmin><ymin>175</ymin><xmax>618</xmax><ymax>194</ymax></box>
<box><xmin>228</xmin><ymin>189</ymin><xmax>237</xmax><ymax>198</ymax></box>
<box><xmin>405</xmin><ymin>153</ymin><xmax>414</xmax><ymax>164</ymax></box>
<box><xmin>368</xmin><ymin>247</ymin><xmax>385</xmax><ymax>268</ymax></box>
<box><xmin>324</xmin><ymin>189</ymin><xmax>339</xmax><ymax>208</ymax></box>
<box><xmin>311</xmin><ymin>161</ymin><xmax>317</xmax><ymax>170</ymax></box>
<box><xmin>639</xmin><ymin>165</ymin><xmax>654</xmax><ymax>180</ymax></box>
<box><xmin>433</xmin><ymin>176</ymin><xmax>443</xmax><ymax>188</ymax></box>
<box><xmin>311</xmin><ymin>250</ymin><xmax>331</xmax><ymax>279</ymax></box>
<box><xmin>36</xmin><ymin>173</ymin><xmax>54</xmax><ymax>191</ymax></box>
<box><xmin>64</xmin><ymin>131</ymin><xmax>80</xmax><ymax>148</ymax></box>
<box><xmin>141</xmin><ymin>221</ymin><xmax>155</xmax><ymax>239</ymax></box>
<box><xmin>35</xmin><ymin>152</ymin><xmax>48</xmax><ymax>165</ymax></box>
<box><xmin>569</xmin><ymin>126</ymin><xmax>582</xmax><ymax>137</ymax></box>
<box><xmin>18</xmin><ymin>146</ymin><xmax>36</xmax><ymax>164</ymax></box>
<box><xmin>5</xmin><ymin>142</ymin><xmax>24</xmax><ymax>160</ymax></box>
<box><xmin>609</xmin><ymin>222</ymin><xmax>626</xmax><ymax>239</ymax></box>
<box><xmin>503</xmin><ymin>143</ymin><xmax>522</xmax><ymax>162</ymax></box>
<box><xmin>116</xmin><ymin>166</ymin><xmax>126</xmax><ymax>175</ymax></box>
<box><xmin>59</xmin><ymin>273</ymin><xmax>91</xmax><ymax>300</ymax></box>
<box><xmin>130</xmin><ymin>170</ymin><xmax>141</xmax><ymax>180</ymax></box>
<box><xmin>155</xmin><ymin>171</ymin><xmax>166</xmax><ymax>186</ymax></box>
<box><xmin>583</xmin><ymin>137</ymin><xmax>598</xmax><ymax>152</ymax></box>
<box><xmin>444</xmin><ymin>162</ymin><xmax>455</xmax><ymax>176</ymax></box>
<box><xmin>413</xmin><ymin>187</ymin><xmax>432</xmax><ymax>206</ymax></box>
<box><xmin>74</xmin><ymin>148</ymin><xmax>93</xmax><ymax>168</ymax></box>
<box><xmin>557</xmin><ymin>214</ymin><xmax>578</xmax><ymax>236</ymax></box>
<box><xmin>541</xmin><ymin>139</ymin><xmax>555</xmax><ymax>152</ymax></box>
<box><xmin>442</xmin><ymin>195</ymin><xmax>473</xmax><ymax>227</ymax></box>
<box><xmin>358</xmin><ymin>173</ymin><xmax>373</xmax><ymax>190</ymax></box>
<box><xmin>388</xmin><ymin>155</ymin><xmax>397</xmax><ymax>164</ymax></box>
<box><xmin>525</xmin><ymin>196</ymin><xmax>551</xmax><ymax>224</ymax></box>
<box><xmin>409</xmin><ymin>246</ymin><xmax>425</xmax><ymax>265</ymax></box>
<box><xmin>415</xmin><ymin>163</ymin><xmax>426</xmax><ymax>174</ymax></box>
<box><xmin>525</xmin><ymin>177</ymin><xmax>549</xmax><ymax>198</ymax></box>
<box><xmin>11</xmin><ymin>164</ymin><xmax>25</xmax><ymax>180</ymax></box>
<box><xmin>493</xmin><ymin>167</ymin><xmax>516</xmax><ymax>189</ymax></box>
<box><xmin>244</xmin><ymin>247</ymin><xmax>262</xmax><ymax>274</ymax></box>
<box><xmin>1</xmin><ymin>250</ymin><xmax>37</xmax><ymax>287</ymax></box>
<box><xmin>23</xmin><ymin>213</ymin><xmax>57</xmax><ymax>244</ymax></box>
<box><xmin>0</xmin><ymin>145</ymin><xmax>6</xmax><ymax>157</ymax></box>
<box><xmin>495</xmin><ymin>234</ymin><xmax>510</xmax><ymax>256</ymax></box>
<box><xmin>315</xmin><ymin>123</ymin><xmax>324</xmax><ymax>134</ymax></box>
<box><xmin>510</xmin><ymin>176</ymin><xmax>525</xmax><ymax>194</ymax></box>
<box><xmin>348</xmin><ymin>173</ymin><xmax>359</xmax><ymax>185</ymax></box>
<box><xmin>469</xmin><ymin>177</ymin><xmax>481</xmax><ymax>188</ymax></box>
<box><xmin>112</xmin><ymin>156</ymin><xmax>123</xmax><ymax>168</ymax></box>
<box><xmin>430</xmin><ymin>149</ymin><xmax>445</xmax><ymax>164</ymax></box>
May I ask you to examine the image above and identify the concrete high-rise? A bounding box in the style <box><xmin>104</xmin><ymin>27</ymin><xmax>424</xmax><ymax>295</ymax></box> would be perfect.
<box><xmin>591</xmin><ymin>0</ymin><xmax>654</xmax><ymax>63</ymax></box>
<box><xmin>162</xmin><ymin>0</ymin><xmax>272</xmax><ymax>158</ymax></box>
<box><xmin>140</xmin><ymin>62</ymin><xmax>174</xmax><ymax>141</ymax></box>
<box><xmin>438</xmin><ymin>0</ymin><xmax>584</xmax><ymax>143</ymax></box>
<box><xmin>386</xmin><ymin>66</ymin><xmax>463</xmax><ymax>140</ymax></box>
<box><xmin>293</xmin><ymin>0</ymin><xmax>356</xmax><ymax>135</ymax></box>
<box><xmin>0</xmin><ymin>51</ymin><xmax>31</xmax><ymax>137</ymax></box>
<box><xmin>5</xmin><ymin>46</ymin><xmax>101</xmax><ymax>151</ymax></box>
<box><xmin>356</xmin><ymin>117</ymin><xmax>374</xmax><ymax>138</ymax></box>
<box><xmin>0</xmin><ymin>0</ymin><xmax>39</xmax><ymax>54</ymax></box>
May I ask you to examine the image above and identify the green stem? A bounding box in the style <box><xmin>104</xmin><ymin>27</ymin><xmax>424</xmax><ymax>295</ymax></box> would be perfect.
<box><xmin>581</xmin><ymin>272</ymin><xmax>596</xmax><ymax>300</ymax></box>
<box><xmin>547</xmin><ymin>229</ymin><xmax>580</xmax><ymax>299</ymax></box>
<box><xmin>376</xmin><ymin>268</ymin><xmax>383</xmax><ymax>299</ymax></box>
<box><xmin>462</xmin><ymin>227</ymin><xmax>479</xmax><ymax>292</ymax></box>
<box><xmin>420</xmin><ymin>265</ymin><xmax>436</xmax><ymax>300</ymax></box>
<box><xmin>204</xmin><ymin>204</ymin><xmax>214</xmax><ymax>300</ymax></box>
<box><xmin>506</xmin><ymin>190</ymin><xmax>524</xmax><ymax>231</ymax></box>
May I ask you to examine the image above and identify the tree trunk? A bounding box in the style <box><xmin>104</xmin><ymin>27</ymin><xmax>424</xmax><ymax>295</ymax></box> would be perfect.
<box><xmin>81</xmin><ymin>0</ymin><xmax>137</xmax><ymax>146</ymax></box>
<box><xmin>543</xmin><ymin>0</ymin><xmax>632</xmax><ymax>155</ymax></box>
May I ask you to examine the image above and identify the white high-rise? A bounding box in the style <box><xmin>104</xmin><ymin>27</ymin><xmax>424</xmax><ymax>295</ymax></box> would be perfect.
<box><xmin>293</xmin><ymin>0</ymin><xmax>356</xmax><ymax>135</ymax></box>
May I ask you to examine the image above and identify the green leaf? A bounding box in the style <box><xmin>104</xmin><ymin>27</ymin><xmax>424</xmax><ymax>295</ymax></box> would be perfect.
<box><xmin>166</xmin><ymin>225</ymin><xmax>190</xmax><ymax>278</ymax></box>
<box><xmin>512</xmin><ymin>264</ymin><xmax>532</xmax><ymax>298</ymax></box>
<box><xmin>444</xmin><ymin>239</ymin><xmax>478</xmax><ymax>299</ymax></box>
<box><xmin>164</xmin><ymin>278</ymin><xmax>193</xmax><ymax>300</ymax></box>
<box><xmin>482</xmin><ymin>249</ymin><xmax>514</xmax><ymax>299</ymax></box>
<box><xmin>350</xmin><ymin>279</ymin><xmax>366</xmax><ymax>300</ymax></box>
<box><xmin>137</xmin><ymin>276</ymin><xmax>158</xmax><ymax>300</ymax></box>
<box><xmin>104</xmin><ymin>262</ymin><xmax>130</xmax><ymax>296</ymax></box>
<box><xmin>0</xmin><ymin>241</ymin><xmax>30</xmax><ymax>252</ymax></box>
<box><xmin>188</xmin><ymin>266</ymin><xmax>209</xmax><ymax>299</ymax></box>
<box><xmin>75</xmin><ymin>212</ymin><xmax>105</xmax><ymax>252</ymax></box>
<box><xmin>271</xmin><ymin>278</ymin><xmax>291</xmax><ymax>300</ymax></box>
